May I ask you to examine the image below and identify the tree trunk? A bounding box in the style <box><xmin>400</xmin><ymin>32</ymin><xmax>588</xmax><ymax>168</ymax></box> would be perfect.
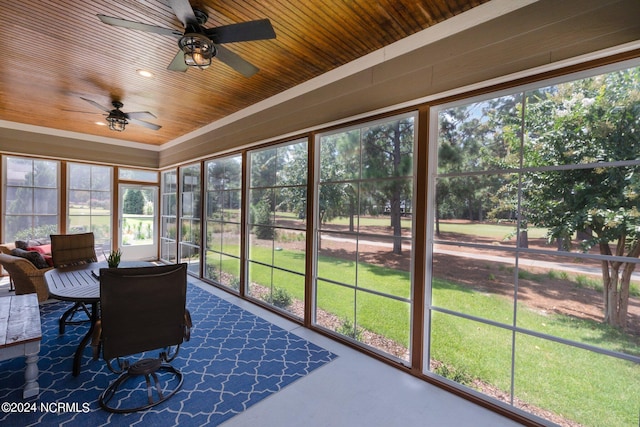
<box><xmin>603</xmin><ymin>264</ymin><xmax>621</xmax><ymax>326</ymax></box>
<box><xmin>599</xmin><ymin>237</ymin><xmax>640</xmax><ymax>329</ymax></box>
<box><xmin>318</xmin><ymin>210</ymin><xmax>325</xmax><ymax>250</ymax></box>
<box><xmin>391</xmin><ymin>194</ymin><xmax>402</xmax><ymax>254</ymax></box>
<box><xmin>349</xmin><ymin>197</ymin><xmax>355</xmax><ymax>233</ymax></box>
<box><xmin>519</xmin><ymin>230</ymin><xmax>529</xmax><ymax>248</ymax></box>
<box><xmin>617</xmin><ymin>262</ymin><xmax>634</xmax><ymax>327</ymax></box>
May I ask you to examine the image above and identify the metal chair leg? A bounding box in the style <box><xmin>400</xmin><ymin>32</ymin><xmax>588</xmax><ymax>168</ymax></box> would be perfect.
<box><xmin>59</xmin><ymin>302</ymin><xmax>91</xmax><ymax>334</ymax></box>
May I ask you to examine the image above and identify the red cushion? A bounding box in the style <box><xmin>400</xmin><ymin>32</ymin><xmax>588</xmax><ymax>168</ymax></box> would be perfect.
<box><xmin>27</xmin><ymin>244</ymin><xmax>51</xmax><ymax>255</ymax></box>
<box><xmin>43</xmin><ymin>255</ymin><xmax>54</xmax><ymax>267</ymax></box>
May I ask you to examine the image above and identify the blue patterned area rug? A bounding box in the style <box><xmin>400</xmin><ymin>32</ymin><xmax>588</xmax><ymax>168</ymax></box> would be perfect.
<box><xmin>0</xmin><ymin>283</ymin><xmax>336</xmax><ymax>426</ymax></box>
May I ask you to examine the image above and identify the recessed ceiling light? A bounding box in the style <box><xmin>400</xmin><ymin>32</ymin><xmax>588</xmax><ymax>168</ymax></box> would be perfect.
<box><xmin>136</xmin><ymin>69</ymin><xmax>154</xmax><ymax>78</ymax></box>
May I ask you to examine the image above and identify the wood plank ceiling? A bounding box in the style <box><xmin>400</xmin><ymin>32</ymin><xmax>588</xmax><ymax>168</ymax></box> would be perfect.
<box><xmin>0</xmin><ymin>0</ymin><xmax>489</xmax><ymax>146</ymax></box>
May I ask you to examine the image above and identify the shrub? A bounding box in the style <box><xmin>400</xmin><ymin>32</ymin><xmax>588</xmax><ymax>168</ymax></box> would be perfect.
<box><xmin>434</xmin><ymin>362</ymin><xmax>474</xmax><ymax>386</ymax></box>
<box><xmin>251</xmin><ymin>197</ymin><xmax>274</xmax><ymax>240</ymax></box>
<box><xmin>227</xmin><ymin>276</ymin><xmax>240</xmax><ymax>290</ymax></box>
<box><xmin>266</xmin><ymin>287</ymin><xmax>292</xmax><ymax>308</ymax></box>
<box><xmin>205</xmin><ymin>264</ymin><xmax>219</xmax><ymax>281</ymax></box>
<box><xmin>14</xmin><ymin>224</ymin><xmax>58</xmax><ymax>241</ymax></box>
<box><xmin>337</xmin><ymin>318</ymin><xmax>363</xmax><ymax>340</ymax></box>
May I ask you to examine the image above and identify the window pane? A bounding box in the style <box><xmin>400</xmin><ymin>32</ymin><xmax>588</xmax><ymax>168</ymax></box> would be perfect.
<box><xmin>356</xmin><ymin>291</ymin><xmax>411</xmax><ymax>359</ymax></box>
<box><xmin>221</xmin><ymin>223</ymin><xmax>241</xmax><ymax>257</ymax></box>
<box><xmin>33</xmin><ymin>160</ymin><xmax>57</xmax><ymax>188</ymax></box>
<box><xmin>69</xmin><ymin>164</ymin><xmax>90</xmax><ymax>189</ymax></box>
<box><xmin>6</xmin><ymin>157</ymin><xmax>33</xmax><ymax>186</ymax></box>
<box><xmin>34</xmin><ymin>189</ymin><xmax>57</xmax><ymax>214</ymax></box>
<box><xmin>67</xmin><ymin>163</ymin><xmax>111</xmax><ymax>245</ymax></box>
<box><xmin>277</xmin><ymin>141</ymin><xmax>307</xmax><ymax>186</ymax></box>
<box><xmin>92</xmin><ymin>167</ymin><xmax>111</xmax><ymax>190</ymax></box>
<box><xmin>179</xmin><ymin>163</ymin><xmax>201</xmax><ymax>268</ymax></box>
<box><xmin>319</xmin><ymin>129</ymin><xmax>360</xmax><ymax>182</ymax></box>
<box><xmin>430</xmin><ymin>312</ymin><xmax>513</xmax><ymax>398</ymax></box>
<box><xmin>250</xmin><ymin>147</ymin><xmax>277</xmax><ymax>187</ymax></box>
<box><xmin>204</xmin><ymin>155</ymin><xmax>242</xmax><ymax>291</ymax></box>
<box><xmin>362</xmin><ymin>117</ymin><xmax>414</xmax><ymax>178</ymax></box>
<box><xmin>438</xmin><ymin>94</ymin><xmax>522</xmax><ymax>173</ymax></box>
<box><xmin>223</xmin><ymin>190</ymin><xmax>241</xmax><ymax>222</ymax></box>
<box><xmin>316</xmin><ymin>279</ymin><xmax>355</xmax><ymax>333</ymax></box>
<box><xmin>316</xmin><ymin>113</ymin><xmax>415</xmax><ymax>363</ymax></box>
<box><xmin>119</xmin><ymin>168</ymin><xmax>158</xmax><ymax>182</ymax></box>
<box><xmin>248</xmin><ymin>139</ymin><xmax>308</xmax><ymax>314</ymax></box>
<box><xmin>160</xmin><ymin>170</ymin><xmax>178</xmax><ymax>263</ymax></box>
<box><xmin>432</xmin><ymin>247</ymin><xmax>515</xmax><ymax>325</ymax></box>
<box><xmin>4</xmin><ymin>157</ymin><xmax>59</xmax><ymax>241</ymax></box>
<box><xmin>6</xmin><ymin>187</ymin><xmax>33</xmax><ymax>213</ymax></box>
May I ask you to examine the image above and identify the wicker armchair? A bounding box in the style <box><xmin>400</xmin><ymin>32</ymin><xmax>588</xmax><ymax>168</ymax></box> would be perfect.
<box><xmin>50</xmin><ymin>232</ymin><xmax>98</xmax><ymax>334</ymax></box>
<box><xmin>0</xmin><ymin>253</ymin><xmax>52</xmax><ymax>302</ymax></box>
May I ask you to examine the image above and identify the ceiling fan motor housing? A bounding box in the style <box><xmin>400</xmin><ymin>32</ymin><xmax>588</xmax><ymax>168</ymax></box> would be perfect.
<box><xmin>193</xmin><ymin>8</ymin><xmax>209</xmax><ymax>25</ymax></box>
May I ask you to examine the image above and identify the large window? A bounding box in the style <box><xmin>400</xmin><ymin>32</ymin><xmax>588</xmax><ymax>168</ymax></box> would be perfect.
<box><xmin>179</xmin><ymin>163</ymin><xmax>201</xmax><ymax>275</ymax></box>
<box><xmin>429</xmin><ymin>65</ymin><xmax>640</xmax><ymax>426</ymax></box>
<box><xmin>247</xmin><ymin>140</ymin><xmax>308</xmax><ymax>318</ymax></box>
<box><xmin>204</xmin><ymin>155</ymin><xmax>242</xmax><ymax>290</ymax></box>
<box><xmin>68</xmin><ymin>163</ymin><xmax>112</xmax><ymax>250</ymax></box>
<box><xmin>160</xmin><ymin>170</ymin><xmax>178</xmax><ymax>263</ymax></box>
<box><xmin>315</xmin><ymin>113</ymin><xmax>416</xmax><ymax>362</ymax></box>
<box><xmin>3</xmin><ymin>156</ymin><xmax>59</xmax><ymax>242</ymax></box>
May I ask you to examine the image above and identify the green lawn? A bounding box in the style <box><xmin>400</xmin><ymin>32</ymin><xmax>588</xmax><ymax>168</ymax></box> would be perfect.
<box><xmin>431</xmin><ymin>279</ymin><xmax>639</xmax><ymax>427</ymax></box>
<box><xmin>436</xmin><ymin>220</ymin><xmax>549</xmax><ymax>240</ymax></box>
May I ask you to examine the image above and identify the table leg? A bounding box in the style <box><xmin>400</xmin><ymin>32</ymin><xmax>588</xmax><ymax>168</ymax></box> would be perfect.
<box><xmin>23</xmin><ymin>343</ymin><xmax>40</xmax><ymax>399</ymax></box>
<box><xmin>72</xmin><ymin>302</ymin><xmax>98</xmax><ymax>377</ymax></box>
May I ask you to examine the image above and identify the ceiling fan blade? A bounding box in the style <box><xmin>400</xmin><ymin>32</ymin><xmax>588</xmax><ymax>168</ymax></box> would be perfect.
<box><xmin>214</xmin><ymin>45</ymin><xmax>259</xmax><ymax>77</ymax></box>
<box><xmin>205</xmin><ymin>19</ymin><xmax>276</xmax><ymax>44</ymax></box>
<box><xmin>80</xmin><ymin>97</ymin><xmax>111</xmax><ymax>113</ymax></box>
<box><xmin>167</xmin><ymin>50</ymin><xmax>189</xmax><ymax>72</ymax></box>
<box><xmin>97</xmin><ymin>14</ymin><xmax>182</xmax><ymax>38</ymax></box>
<box><xmin>125</xmin><ymin>111</ymin><xmax>158</xmax><ymax>120</ymax></box>
<box><xmin>168</xmin><ymin>0</ymin><xmax>199</xmax><ymax>27</ymax></box>
<box><xmin>62</xmin><ymin>109</ymin><xmax>98</xmax><ymax>115</ymax></box>
<box><xmin>129</xmin><ymin>118</ymin><xmax>162</xmax><ymax>131</ymax></box>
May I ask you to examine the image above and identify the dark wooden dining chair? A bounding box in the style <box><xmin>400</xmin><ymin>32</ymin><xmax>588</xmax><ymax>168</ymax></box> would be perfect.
<box><xmin>50</xmin><ymin>232</ymin><xmax>99</xmax><ymax>333</ymax></box>
<box><xmin>97</xmin><ymin>263</ymin><xmax>191</xmax><ymax>413</ymax></box>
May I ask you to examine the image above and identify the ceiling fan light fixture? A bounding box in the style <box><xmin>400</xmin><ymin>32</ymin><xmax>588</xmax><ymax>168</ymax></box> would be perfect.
<box><xmin>179</xmin><ymin>33</ymin><xmax>215</xmax><ymax>69</ymax></box>
<box><xmin>106</xmin><ymin>113</ymin><xmax>128</xmax><ymax>132</ymax></box>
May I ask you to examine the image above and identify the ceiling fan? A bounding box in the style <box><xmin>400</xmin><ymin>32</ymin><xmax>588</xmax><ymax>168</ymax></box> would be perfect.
<box><xmin>80</xmin><ymin>97</ymin><xmax>161</xmax><ymax>132</ymax></box>
<box><xmin>97</xmin><ymin>0</ymin><xmax>276</xmax><ymax>77</ymax></box>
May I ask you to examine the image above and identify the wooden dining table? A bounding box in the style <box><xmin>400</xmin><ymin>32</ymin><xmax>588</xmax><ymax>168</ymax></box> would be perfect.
<box><xmin>44</xmin><ymin>261</ymin><xmax>152</xmax><ymax>376</ymax></box>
